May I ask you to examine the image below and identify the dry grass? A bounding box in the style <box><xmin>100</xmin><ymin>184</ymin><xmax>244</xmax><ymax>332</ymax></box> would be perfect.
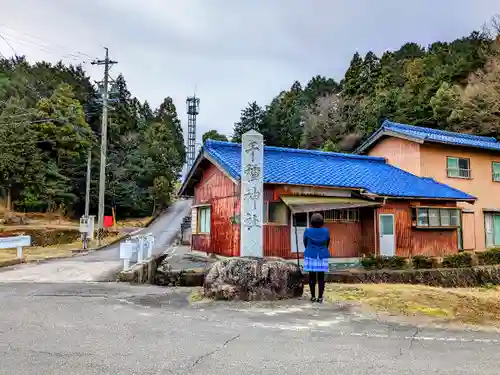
<box><xmin>0</xmin><ymin>233</ymin><xmax>124</xmax><ymax>263</ymax></box>
<box><xmin>114</xmin><ymin>217</ymin><xmax>152</xmax><ymax>228</ymax></box>
<box><xmin>0</xmin><ymin>204</ymin><xmax>78</xmax><ymax>229</ymax></box>
<box><xmin>323</xmin><ymin>284</ymin><xmax>500</xmax><ymax>328</ymax></box>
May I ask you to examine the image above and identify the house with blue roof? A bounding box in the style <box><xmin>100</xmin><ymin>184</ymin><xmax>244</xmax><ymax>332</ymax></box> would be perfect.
<box><xmin>179</xmin><ymin>138</ymin><xmax>475</xmax><ymax>260</ymax></box>
<box><xmin>356</xmin><ymin>119</ymin><xmax>500</xmax><ymax>251</ymax></box>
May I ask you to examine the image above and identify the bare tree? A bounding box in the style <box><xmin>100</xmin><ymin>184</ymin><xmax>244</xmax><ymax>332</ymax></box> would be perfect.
<box><xmin>301</xmin><ymin>93</ymin><xmax>346</xmax><ymax>149</ymax></box>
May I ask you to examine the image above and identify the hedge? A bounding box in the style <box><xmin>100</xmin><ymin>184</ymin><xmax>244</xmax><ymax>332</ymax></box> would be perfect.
<box><xmin>326</xmin><ymin>265</ymin><xmax>500</xmax><ymax>288</ymax></box>
<box><xmin>477</xmin><ymin>248</ymin><xmax>500</xmax><ymax>265</ymax></box>
<box><xmin>361</xmin><ymin>249</ymin><xmax>500</xmax><ymax>271</ymax></box>
<box><xmin>442</xmin><ymin>253</ymin><xmax>473</xmax><ymax>268</ymax></box>
<box><xmin>360</xmin><ymin>255</ymin><xmax>407</xmax><ymax>270</ymax></box>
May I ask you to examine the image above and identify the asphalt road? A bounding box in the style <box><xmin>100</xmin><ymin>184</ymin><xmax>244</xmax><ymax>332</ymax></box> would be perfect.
<box><xmin>0</xmin><ymin>282</ymin><xmax>499</xmax><ymax>374</ymax></box>
<box><xmin>0</xmin><ymin>199</ymin><xmax>192</xmax><ymax>282</ymax></box>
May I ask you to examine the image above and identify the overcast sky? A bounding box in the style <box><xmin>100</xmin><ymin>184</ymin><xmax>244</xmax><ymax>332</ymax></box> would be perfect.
<box><xmin>1</xmin><ymin>0</ymin><xmax>499</xmax><ymax>148</ymax></box>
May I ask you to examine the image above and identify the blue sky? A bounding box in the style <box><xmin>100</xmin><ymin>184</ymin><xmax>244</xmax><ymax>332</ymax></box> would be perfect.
<box><xmin>1</xmin><ymin>0</ymin><xmax>499</xmax><ymax>146</ymax></box>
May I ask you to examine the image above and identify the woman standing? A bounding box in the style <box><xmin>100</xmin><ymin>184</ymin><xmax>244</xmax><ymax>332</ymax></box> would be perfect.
<box><xmin>303</xmin><ymin>213</ymin><xmax>330</xmax><ymax>303</ymax></box>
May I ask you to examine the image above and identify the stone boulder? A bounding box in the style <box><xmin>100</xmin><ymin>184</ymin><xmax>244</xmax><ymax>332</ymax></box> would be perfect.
<box><xmin>203</xmin><ymin>257</ymin><xmax>303</xmax><ymax>301</ymax></box>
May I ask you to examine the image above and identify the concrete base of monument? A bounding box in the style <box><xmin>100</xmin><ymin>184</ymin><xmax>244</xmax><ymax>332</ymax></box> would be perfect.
<box><xmin>203</xmin><ymin>257</ymin><xmax>304</xmax><ymax>301</ymax></box>
<box><xmin>190</xmin><ymin>250</ymin><xmax>362</xmax><ymax>272</ymax></box>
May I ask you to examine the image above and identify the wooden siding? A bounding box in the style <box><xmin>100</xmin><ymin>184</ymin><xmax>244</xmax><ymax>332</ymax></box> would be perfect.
<box><xmin>191</xmin><ymin>207</ymin><xmax>197</xmax><ymax>233</ymax></box>
<box><xmin>325</xmin><ymin>222</ymin><xmax>363</xmax><ymax>257</ymax></box>
<box><xmin>192</xmin><ymin>234</ymin><xmax>210</xmax><ymax>253</ymax></box>
<box><xmin>261</xmin><ymin>222</ymin><xmax>364</xmax><ymax>258</ymax></box>
<box><xmin>192</xmin><ymin>163</ymin><xmax>239</xmax><ymax>256</ymax></box>
<box><xmin>194</xmin><ymin>163</ymin><xmax>238</xmax><ymax>205</ymax></box>
<box><xmin>264</xmin><ymin>225</ymin><xmax>291</xmax><ymax>257</ymax></box>
<box><xmin>377</xmin><ymin>201</ymin><xmax>458</xmax><ymax>257</ymax></box>
<box><xmin>360</xmin><ymin>207</ymin><xmax>376</xmax><ymax>255</ymax></box>
<box><xmin>210</xmin><ymin>197</ymin><xmax>239</xmax><ymax>256</ymax></box>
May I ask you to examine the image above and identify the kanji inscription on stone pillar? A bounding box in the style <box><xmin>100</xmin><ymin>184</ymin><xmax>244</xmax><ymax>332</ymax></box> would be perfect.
<box><xmin>240</xmin><ymin>130</ymin><xmax>264</xmax><ymax>257</ymax></box>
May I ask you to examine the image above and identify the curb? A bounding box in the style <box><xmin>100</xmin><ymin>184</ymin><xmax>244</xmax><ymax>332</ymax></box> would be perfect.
<box><xmin>0</xmin><ymin>258</ymin><xmax>23</xmax><ymax>268</ymax></box>
<box><xmin>117</xmin><ymin>250</ymin><xmax>170</xmax><ymax>284</ymax></box>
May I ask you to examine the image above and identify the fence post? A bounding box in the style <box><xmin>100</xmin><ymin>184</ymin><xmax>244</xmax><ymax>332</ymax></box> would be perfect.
<box><xmin>147</xmin><ymin>233</ymin><xmax>154</xmax><ymax>258</ymax></box>
<box><xmin>137</xmin><ymin>236</ymin><xmax>144</xmax><ymax>263</ymax></box>
<box><xmin>16</xmin><ymin>246</ymin><xmax>22</xmax><ymax>259</ymax></box>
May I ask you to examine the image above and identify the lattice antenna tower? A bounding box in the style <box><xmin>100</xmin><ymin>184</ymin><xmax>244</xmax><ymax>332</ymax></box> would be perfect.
<box><xmin>186</xmin><ymin>95</ymin><xmax>200</xmax><ymax>173</ymax></box>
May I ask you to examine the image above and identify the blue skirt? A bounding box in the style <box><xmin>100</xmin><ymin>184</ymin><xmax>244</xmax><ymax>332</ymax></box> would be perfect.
<box><xmin>303</xmin><ymin>257</ymin><xmax>329</xmax><ymax>272</ymax></box>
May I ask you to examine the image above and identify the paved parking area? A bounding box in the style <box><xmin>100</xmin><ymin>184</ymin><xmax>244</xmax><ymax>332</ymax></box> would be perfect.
<box><xmin>0</xmin><ymin>282</ymin><xmax>499</xmax><ymax>374</ymax></box>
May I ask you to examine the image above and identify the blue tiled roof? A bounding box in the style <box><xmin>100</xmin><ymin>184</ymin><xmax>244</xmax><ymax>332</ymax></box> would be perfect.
<box><xmin>203</xmin><ymin>140</ymin><xmax>475</xmax><ymax>201</ymax></box>
<box><xmin>376</xmin><ymin>120</ymin><xmax>500</xmax><ymax>151</ymax></box>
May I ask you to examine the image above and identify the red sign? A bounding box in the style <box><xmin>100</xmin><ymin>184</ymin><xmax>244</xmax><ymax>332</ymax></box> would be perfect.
<box><xmin>103</xmin><ymin>216</ymin><xmax>114</xmax><ymax>228</ymax></box>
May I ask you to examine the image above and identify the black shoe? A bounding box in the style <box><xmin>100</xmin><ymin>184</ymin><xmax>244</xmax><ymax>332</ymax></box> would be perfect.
<box><xmin>310</xmin><ymin>297</ymin><xmax>317</xmax><ymax>303</ymax></box>
<box><xmin>317</xmin><ymin>298</ymin><xmax>323</xmax><ymax>304</ymax></box>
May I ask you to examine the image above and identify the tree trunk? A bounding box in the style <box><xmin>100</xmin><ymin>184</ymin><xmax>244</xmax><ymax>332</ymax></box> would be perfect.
<box><xmin>6</xmin><ymin>185</ymin><xmax>12</xmax><ymax>212</ymax></box>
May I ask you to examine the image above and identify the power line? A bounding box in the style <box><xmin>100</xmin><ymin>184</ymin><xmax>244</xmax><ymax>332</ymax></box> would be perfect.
<box><xmin>0</xmin><ymin>31</ymin><xmax>16</xmax><ymax>56</ymax></box>
<box><xmin>0</xmin><ymin>33</ymin><xmax>91</xmax><ymax>63</ymax></box>
<box><xmin>0</xmin><ymin>23</ymin><xmax>98</xmax><ymax>60</ymax></box>
<box><xmin>0</xmin><ymin>40</ymin><xmax>45</xmax><ymax>100</ymax></box>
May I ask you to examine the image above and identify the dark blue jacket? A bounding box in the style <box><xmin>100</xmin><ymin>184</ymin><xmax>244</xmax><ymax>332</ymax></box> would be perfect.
<box><xmin>303</xmin><ymin>227</ymin><xmax>330</xmax><ymax>259</ymax></box>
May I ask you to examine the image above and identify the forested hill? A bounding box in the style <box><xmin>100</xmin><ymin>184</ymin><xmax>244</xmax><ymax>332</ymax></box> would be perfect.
<box><xmin>0</xmin><ymin>56</ymin><xmax>185</xmax><ymax>218</ymax></box>
<box><xmin>232</xmin><ymin>24</ymin><xmax>500</xmax><ymax>153</ymax></box>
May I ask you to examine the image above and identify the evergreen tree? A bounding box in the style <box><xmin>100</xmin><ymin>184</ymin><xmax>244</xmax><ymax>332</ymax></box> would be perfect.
<box><xmin>343</xmin><ymin>52</ymin><xmax>364</xmax><ymax>96</ymax></box>
<box><xmin>232</xmin><ymin>101</ymin><xmax>265</xmax><ymax>143</ymax></box>
<box><xmin>202</xmin><ymin>130</ymin><xmax>228</xmax><ymax>143</ymax></box>
<box><xmin>155</xmin><ymin>97</ymin><xmax>186</xmax><ymax>169</ymax></box>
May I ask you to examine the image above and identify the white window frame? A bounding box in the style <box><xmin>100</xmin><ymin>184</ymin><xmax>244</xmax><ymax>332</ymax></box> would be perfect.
<box><xmin>492</xmin><ymin>162</ymin><xmax>500</xmax><ymax>182</ymax></box>
<box><xmin>198</xmin><ymin>206</ymin><xmax>211</xmax><ymax>234</ymax></box>
<box><xmin>323</xmin><ymin>208</ymin><xmax>360</xmax><ymax>223</ymax></box>
<box><xmin>263</xmin><ymin>202</ymin><xmax>288</xmax><ymax>224</ymax></box>
<box><xmin>414</xmin><ymin>207</ymin><xmax>460</xmax><ymax>228</ymax></box>
<box><xmin>447</xmin><ymin>156</ymin><xmax>471</xmax><ymax>179</ymax></box>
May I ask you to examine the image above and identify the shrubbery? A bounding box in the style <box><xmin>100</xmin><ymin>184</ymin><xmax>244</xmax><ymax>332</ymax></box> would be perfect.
<box><xmin>360</xmin><ymin>255</ymin><xmax>407</xmax><ymax>270</ymax></box>
<box><xmin>360</xmin><ymin>248</ymin><xmax>500</xmax><ymax>271</ymax></box>
<box><xmin>442</xmin><ymin>253</ymin><xmax>473</xmax><ymax>268</ymax></box>
<box><xmin>411</xmin><ymin>255</ymin><xmax>435</xmax><ymax>269</ymax></box>
<box><xmin>477</xmin><ymin>248</ymin><xmax>500</xmax><ymax>265</ymax></box>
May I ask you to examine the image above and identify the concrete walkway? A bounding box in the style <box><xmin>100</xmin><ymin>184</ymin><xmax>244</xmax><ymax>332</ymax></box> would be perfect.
<box><xmin>0</xmin><ymin>199</ymin><xmax>192</xmax><ymax>283</ymax></box>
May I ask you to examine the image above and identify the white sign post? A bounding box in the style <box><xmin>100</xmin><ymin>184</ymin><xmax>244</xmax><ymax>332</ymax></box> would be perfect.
<box><xmin>146</xmin><ymin>233</ymin><xmax>155</xmax><ymax>258</ymax></box>
<box><xmin>240</xmin><ymin>130</ymin><xmax>264</xmax><ymax>257</ymax></box>
<box><xmin>119</xmin><ymin>239</ymin><xmax>134</xmax><ymax>269</ymax></box>
<box><xmin>0</xmin><ymin>235</ymin><xmax>31</xmax><ymax>259</ymax></box>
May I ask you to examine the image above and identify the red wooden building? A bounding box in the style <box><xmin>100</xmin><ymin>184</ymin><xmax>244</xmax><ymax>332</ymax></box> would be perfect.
<box><xmin>179</xmin><ymin>140</ymin><xmax>476</xmax><ymax>259</ymax></box>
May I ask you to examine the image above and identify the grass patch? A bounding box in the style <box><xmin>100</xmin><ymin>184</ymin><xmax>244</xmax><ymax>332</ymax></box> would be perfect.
<box><xmin>323</xmin><ymin>284</ymin><xmax>500</xmax><ymax>327</ymax></box>
<box><xmin>188</xmin><ymin>287</ymin><xmax>205</xmax><ymax>303</ymax></box>
<box><xmin>0</xmin><ymin>232</ymin><xmax>123</xmax><ymax>263</ymax></box>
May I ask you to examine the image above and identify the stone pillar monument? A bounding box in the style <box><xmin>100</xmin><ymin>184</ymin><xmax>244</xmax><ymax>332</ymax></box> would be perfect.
<box><xmin>240</xmin><ymin>130</ymin><xmax>264</xmax><ymax>257</ymax></box>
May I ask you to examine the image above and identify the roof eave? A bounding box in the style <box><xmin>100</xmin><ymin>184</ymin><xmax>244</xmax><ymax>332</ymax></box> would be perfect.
<box><xmin>378</xmin><ymin>195</ymin><xmax>476</xmax><ymax>203</ymax></box>
<box><xmin>178</xmin><ymin>150</ymin><xmax>240</xmax><ymax>197</ymax></box>
<box><xmin>204</xmin><ymin>153</ymin><xmax>239</xmax><ymax>185</ymax></box>
<box><xmin>355</xmin><ymin>128</ymin><xmax>424</xmax><ymax>154</ymax></box>
<box><xmin>178</xmin><ymin>151</ymin><xmax>205</xmax><ymax>196</ymax></box>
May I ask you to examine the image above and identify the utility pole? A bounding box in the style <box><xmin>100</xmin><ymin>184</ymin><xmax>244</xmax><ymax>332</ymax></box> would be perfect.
<box><xmin>84</xmin><ymin>149</ymin><xmax>91</xmax><ymax>217</ymax></box>
<box><xmin>92</xmin><ymin>48</ymin><xmax>117</xmax><ymax>245</ymax></box>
